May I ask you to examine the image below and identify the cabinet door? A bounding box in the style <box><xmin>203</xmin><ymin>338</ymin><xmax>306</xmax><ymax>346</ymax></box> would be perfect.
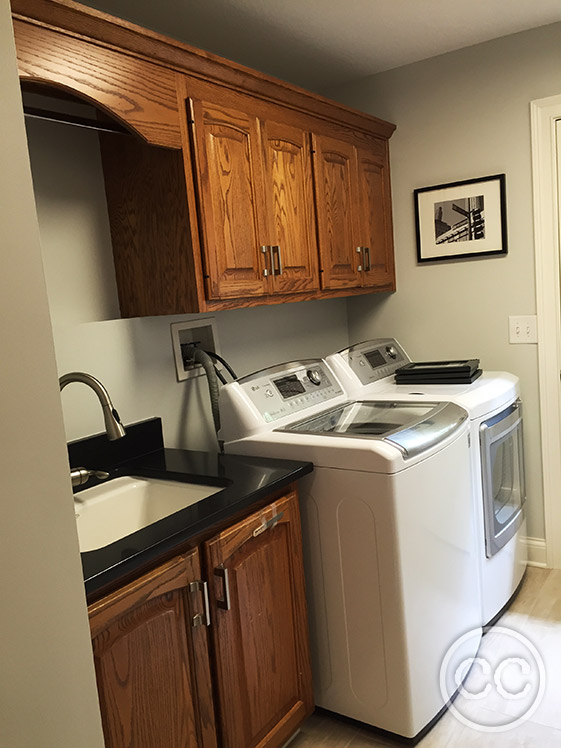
<box><xmin>355</xmin><ymin>143</ymin><xmax>395</xmax><ymax>289</ymax></box>
<box><xmin>205</xmin><ymin>491</ymin><xmax>313</xmax><ymax>748</ymax></box>
<box><xmin>189</xmin><ymin>98</ymin><xmax>268</xmax><ymax>300</ymax></box>
<box><xmin>89</xmin><ymin>552</ymin><xmax>216</xmax><ymax>748</ymax></box>
<box><xmin>260</xmin><ymin>120</ymin><xmax>319</xmax><ymax>294</ymax></box>
<box><xmin>312</xmin><ymin>133</ymin><xmax>360</xmax><ymax>289</ymax></box>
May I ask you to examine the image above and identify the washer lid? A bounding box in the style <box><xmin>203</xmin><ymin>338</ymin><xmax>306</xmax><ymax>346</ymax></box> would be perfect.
<box><xmin>281</xmin><ymin>400</ymin><xmax>468</xmax><ymax>458</ymax></box>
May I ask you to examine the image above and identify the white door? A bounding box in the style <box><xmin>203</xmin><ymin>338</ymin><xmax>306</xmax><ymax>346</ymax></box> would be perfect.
<box><xmin>532</xmin><ymin>95</ymin><xmax>561</xmax><ymax>569</ymax></box>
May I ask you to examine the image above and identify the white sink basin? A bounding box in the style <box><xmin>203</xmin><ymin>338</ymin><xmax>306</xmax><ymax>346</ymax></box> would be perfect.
<box><xmin>74</xmin><ymin>476</ymin><xmax>223</xmax><ymax>552</ymax></box>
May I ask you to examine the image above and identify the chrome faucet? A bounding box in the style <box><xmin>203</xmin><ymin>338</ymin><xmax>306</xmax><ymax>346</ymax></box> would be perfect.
<box><xmin>59</xmin><ymin>372</ymin><xmax>126</xmax><ymax>488</ymax></box>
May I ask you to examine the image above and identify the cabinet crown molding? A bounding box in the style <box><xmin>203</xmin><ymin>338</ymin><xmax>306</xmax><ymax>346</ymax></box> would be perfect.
<box><xmin>11</xmin><ymin>0</ymin><xmax>396</xmax><ymax>139</ymax></box>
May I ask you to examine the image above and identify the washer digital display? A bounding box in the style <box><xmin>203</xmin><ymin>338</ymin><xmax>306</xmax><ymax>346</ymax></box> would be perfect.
<box><xmin>273</xmin><ymin>374</ymin><xmax>306</xmax><ymax>399</ymax></box>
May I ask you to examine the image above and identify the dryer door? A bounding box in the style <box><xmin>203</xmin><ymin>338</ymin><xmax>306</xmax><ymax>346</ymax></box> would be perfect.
<box><xmin>480</xmin><ymin>400</ymin><xmax>526</xmax><ymax>558</ymax></box>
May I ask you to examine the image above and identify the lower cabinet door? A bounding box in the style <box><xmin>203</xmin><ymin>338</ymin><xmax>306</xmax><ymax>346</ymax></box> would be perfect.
<box><xmin>89</xmin><ymin>551</ymin><xmax>217</xmax><ymax>748</ymax></box>
<box><xmin>205</xmin><ymin>490</ymin><xmax>313</xmax><ymax>748</ymax></box>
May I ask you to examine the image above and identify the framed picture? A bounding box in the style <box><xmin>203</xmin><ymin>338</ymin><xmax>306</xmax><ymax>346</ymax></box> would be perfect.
<box><xmin>414</xmin><ymin>174</ymin><xmax>507</xmax><ymax>263</ymax></box>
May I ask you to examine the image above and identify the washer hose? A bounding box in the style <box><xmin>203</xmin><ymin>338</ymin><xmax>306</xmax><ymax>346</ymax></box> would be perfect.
<box><xmin>183</xmin><ymin>346</ymin><xmax>221</xmax><ymax>438</ymax></box>
<box><xmin>204</xmin><ymin>350</ymin><xmax>238</xmax><ymax>381</ymax></box>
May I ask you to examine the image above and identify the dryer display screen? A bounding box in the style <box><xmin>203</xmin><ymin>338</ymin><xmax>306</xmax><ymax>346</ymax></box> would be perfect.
<box><xmin>274</xmin><ymin>375</ymin><xmax>306</xmax><ymax>399</ymax></box>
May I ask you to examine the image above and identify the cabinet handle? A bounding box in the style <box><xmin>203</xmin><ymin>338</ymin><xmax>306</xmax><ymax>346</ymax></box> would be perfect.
<box><xmin>272</xmin><ymin>245</ymin><xmax>283</xmax><ymax>276</ymax></box>
<box><xmin>253</xmin><ymin>510</ymin><xmax>284</xmax><ymax>537</ymax></box>
<box><xmin>214</xmin><ymin>565</ymin><xmax>231</xmax><ymax>611</ymax></box>
<box><xmin>356</xmin><ymin>246</ymin><xmax>363</xmax><ymax>272</ymax></box>
<box><xmin>269</xmin><ymin>245</ymin><xmax>276</xmax><ymax>276</ymax></box>
<box><xmin>364</xmin><ymin>246</ymin><xmax>371</xmax><ymax>271</ymax></box>
<box><xmin>189</xmin><ymin>579</ymin><xmax>211</xmax><ymax>626</ymax></box>
<box><xmin>261</xmin><ymin>245</ymin><xmax>271</xmax><ymax>277</ymax></box>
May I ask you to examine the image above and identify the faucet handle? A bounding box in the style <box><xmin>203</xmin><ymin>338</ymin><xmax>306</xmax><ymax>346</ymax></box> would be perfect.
<box><xmin>71</xmin><ymin>467</ymin><xmax>110</xmax><ymax>488</ymax></box>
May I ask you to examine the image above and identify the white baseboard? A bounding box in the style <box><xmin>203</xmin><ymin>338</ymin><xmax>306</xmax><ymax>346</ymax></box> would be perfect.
<box><xmin>524</xmin><ymin>536</ymin><xmax>547</xmax><ymax>568</ymax></box>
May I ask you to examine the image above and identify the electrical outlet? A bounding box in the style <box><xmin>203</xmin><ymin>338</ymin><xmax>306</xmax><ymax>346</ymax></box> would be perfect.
<box><xmin>508</xmin><ymin>315</ymin><xmax>537</xmax><ymax>344</ymax></box>
<box><xmin>170</xmin><ymin>319</ymin><xmax>220</xmax><ymax>381</ymax></box>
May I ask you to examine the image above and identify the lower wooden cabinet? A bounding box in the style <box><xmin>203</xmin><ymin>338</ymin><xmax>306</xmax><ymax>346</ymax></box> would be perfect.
<box><xmin>88</xmin><ymin>488</ymin><xmax>313</xmax><ymax>748</ymax></box>
<box><xmin>205</xmin><ymin>490</ymin><xmax>313</xmax><ymax>748</ymax></box>
<box><xmin>89</xmin><ymin>550</ymin><xmax>217</xmax><ymax>748</ymax></box>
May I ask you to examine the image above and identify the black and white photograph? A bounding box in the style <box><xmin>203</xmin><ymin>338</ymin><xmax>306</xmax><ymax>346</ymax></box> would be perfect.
<box><xmin>415</xmin><ymin>174</ymin><xmax>507</xmax><ymax>262</ymax></box>
<box><xmin>434</xmin><ymin>194</ymin><xmax>485</xmax><ymax>243</ymax></box>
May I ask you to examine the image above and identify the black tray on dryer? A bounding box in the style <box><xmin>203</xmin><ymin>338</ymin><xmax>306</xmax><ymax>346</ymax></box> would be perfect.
<box><xmin>395</xmin><ymin>359</ymin><xmax>482</xmax><ymax>384</ymax></box>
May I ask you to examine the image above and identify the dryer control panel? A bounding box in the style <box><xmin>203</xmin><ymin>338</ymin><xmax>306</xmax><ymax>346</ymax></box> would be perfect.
<box><xmin>238</xmin><ymin>360</ymin><xmax>344</xmax><ymax>423</ymax></box>
<box><xmin>332</xmin><ymin>338</ymin><xmax>410</xmax><ymax>386</ymax></box>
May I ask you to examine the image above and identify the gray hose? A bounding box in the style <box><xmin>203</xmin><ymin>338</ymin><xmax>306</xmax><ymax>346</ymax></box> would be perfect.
<box><xmin>184</xmin><ymin>346</ymin><xmax>221</xmax><ymax>437</ymax></box>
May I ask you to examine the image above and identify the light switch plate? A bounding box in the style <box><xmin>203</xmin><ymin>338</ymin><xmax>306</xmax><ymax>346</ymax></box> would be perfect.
<box><xmin>509</xmin><ymin>315</ymin><xmax>537</xmax><ymax>344</ymax></box>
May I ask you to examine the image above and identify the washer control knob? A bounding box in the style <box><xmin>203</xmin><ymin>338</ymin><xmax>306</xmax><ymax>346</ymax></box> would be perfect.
<box><xmin>307</xmin><ymin>369</ymin><xmax>322</xmax><ymax>385</ymax></box>
<box><xmin>385</xmin><ymin>345</ymin><xmax>398</xmax><ymax>359</ymax></box>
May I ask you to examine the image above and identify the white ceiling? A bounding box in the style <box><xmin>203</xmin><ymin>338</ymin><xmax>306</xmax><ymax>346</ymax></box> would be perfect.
<box><xmin>83</xmin><ymin>0</ymin><xmax>561</xmax><ymax>90</ymax></box>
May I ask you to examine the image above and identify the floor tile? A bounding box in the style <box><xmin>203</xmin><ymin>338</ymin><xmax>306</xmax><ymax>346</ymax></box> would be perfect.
<box><xmin>524</xmin><ymin>569</ymin><xmax>561</xmax><ymax>622</ymax></box>
<box><xmin>507</xmin><ymin>567</ymin><xmax>551</xmax><ymax>618</ymax></box>
<box><xmin>296</xmin><ymin>567</ymin><xmax>561</xmax><ymax>747</ymax></box>
<box><xmin>290</xmin><ymin>712</ymin><xmax>358</xmax><ymax>748</ymax></box>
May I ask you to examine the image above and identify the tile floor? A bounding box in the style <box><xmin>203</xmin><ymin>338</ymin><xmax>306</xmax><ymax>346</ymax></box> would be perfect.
<box><xmin>292</xmin><ymin>567</ymin><xmax>561</xmax><ymax>747</ymax></box>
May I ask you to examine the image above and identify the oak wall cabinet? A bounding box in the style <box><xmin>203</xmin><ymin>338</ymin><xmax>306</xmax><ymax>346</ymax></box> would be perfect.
<box><xmin>12</xmin><ymin>0</ymin><xmax>395</xmax><ymax>314</ymax></box>
<box><xmin>88</xmin><ymin>489</ymin><xmax>312</xmax><ymax>748</ymax></box>
<box><xmin>187</xmin><ymin>80</ymin><xmax>320</xmax><ymax>301</ymax></box>
<box><xmin>313</xmin><ymin>133</ymin><xmax>395</xmax><ymax>291</ymax></box>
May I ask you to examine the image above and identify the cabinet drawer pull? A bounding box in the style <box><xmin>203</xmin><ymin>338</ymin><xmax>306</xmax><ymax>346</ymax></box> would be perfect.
<box><xmin>253</xmin><ymin>510</ymin><xmax>284</xmax><ymax>537</ymax></box>
<box><xmin>189</xmin><ymin>579</ymin><xmax>211</xmax><ymax>626</ymax></box>
<box><xmin>261</xmin><ymin>245</ymin><xmax>272</xmax><ymax>277</ymax></box>
<box><xmin>364</xmin><ymin>246</ymin><xmax>371</xmax><ymax>271</ymax></box>
<box><xmin>356</xmin><ymin>246</ymin><xmax>363</xmax><ymax>272</ymax></box>
<box><xmin>272</xmin><ymin>245</ymin><xmax>283</xmax><ymax>276</ymax></box>
<box><xmin>214</xmin><ymin>565</ymin><xmax>231</xmax><ymax>611</ymax></box>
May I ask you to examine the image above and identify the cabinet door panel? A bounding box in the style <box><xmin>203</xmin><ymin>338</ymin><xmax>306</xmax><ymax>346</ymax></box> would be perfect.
<box><xmin>89</xmin><ymin>552</ymin><xmax>216</xmax><ymax>748</ymax></box>
<box><xmin>205</xmin><ymin>491</ymin><xmax>313</xmax><ymax>748</ymax></box>
<box><xmin>312</xmin><ymin>134</ymin><xmax>360</xmax><ymax>289</ymax></box>
<box><xmin>356</xmin><ymin>145</ymin><xmax>395</xmax><ymax>288</ymax></box>
<box><xmin>190</xmin><ymin>99</ymin><xmax>267</xmax><ymax>299</ymax></box>
<box><xmin>261</xmin><ymin>121</ymin><xmax>319</xmax><ymax>294</ymax></box>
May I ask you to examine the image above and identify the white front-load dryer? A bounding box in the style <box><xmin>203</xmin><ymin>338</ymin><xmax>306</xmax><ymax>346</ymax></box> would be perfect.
<box><xmin>219</xmin><ymin>359</ymin><xmax>481</xmax><ymax>740</ymax></box>
<box><xmin>327</xmin><ymin>339</ymin><xmax>528</xmax><ymax>626</ymax></box>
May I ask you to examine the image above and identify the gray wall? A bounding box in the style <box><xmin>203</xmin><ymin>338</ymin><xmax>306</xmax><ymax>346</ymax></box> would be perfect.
<box><xmin>25</xmin><ymin>118</ymin><xmax>350</xmax><ymax>451</ymax></box>
<box><xmin>325</xmin><ymin>22</ymin><xmax>561</xmax><ymax>540</ymax></box>
<box><xmin>0</xmin><ymin>2</ymin><xmax>104</xmax><ymax>745</ymax></box>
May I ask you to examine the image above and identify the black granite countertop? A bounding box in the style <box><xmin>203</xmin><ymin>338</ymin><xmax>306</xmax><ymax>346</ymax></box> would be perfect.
<box><xmin>69</xmin><ymin>418</ymin><xmax>313</xmax><ymax>598</ymax></box>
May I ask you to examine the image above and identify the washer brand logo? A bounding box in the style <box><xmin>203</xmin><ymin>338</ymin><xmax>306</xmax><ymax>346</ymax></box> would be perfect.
<box><xmin>439</xmin><ymin>627</ymin><xmax>545</xmax><ymax>732</ymax></box>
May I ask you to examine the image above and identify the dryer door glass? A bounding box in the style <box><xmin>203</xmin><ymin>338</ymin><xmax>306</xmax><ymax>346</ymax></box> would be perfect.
<box><xmin>480</xmin><ymin>401</ymin><xmax>526</xmax><ymax>558</ymax></box>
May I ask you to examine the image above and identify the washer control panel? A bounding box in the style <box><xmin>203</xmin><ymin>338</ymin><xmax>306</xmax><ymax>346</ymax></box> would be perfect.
<box><xmin>239</xmin><ymin>360</ymin><xmax>344</xmax><ymax>422</ymax></box>
<box><xmin>336</xmin><ymin>338</ymin><xmax>410</xmax><ymax>385</ymax></box>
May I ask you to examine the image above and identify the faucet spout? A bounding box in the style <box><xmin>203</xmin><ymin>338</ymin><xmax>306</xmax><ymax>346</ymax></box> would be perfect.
<box><xmin>59</xmin><ymin>372</ymin><xmax>126</xmax><ymax>440</ymax></box>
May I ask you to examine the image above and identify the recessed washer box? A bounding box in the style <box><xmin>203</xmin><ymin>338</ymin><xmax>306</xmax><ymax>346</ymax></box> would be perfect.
<box><xmin>171</xmin><ymin>318</ymin><xmax>220</xmax><ymax>381</ymax></box>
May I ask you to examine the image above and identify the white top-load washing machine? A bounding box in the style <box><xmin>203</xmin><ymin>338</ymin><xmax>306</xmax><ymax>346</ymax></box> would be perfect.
<box><xmin>327</xmin><ymin>339</ymin><xmax>527</xmax><ymax>626</ymax></box>
<box><xmin>220</xmin><ymin>360</ymin><xmax>481</xmax><ymax>740</ymax></box>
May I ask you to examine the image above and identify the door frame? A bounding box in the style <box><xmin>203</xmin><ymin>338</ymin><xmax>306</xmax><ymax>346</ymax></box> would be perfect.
<box><xmin>531</xmin><ymin>94</ymin><xmax>561</xmax><ymax>569</ymax></box>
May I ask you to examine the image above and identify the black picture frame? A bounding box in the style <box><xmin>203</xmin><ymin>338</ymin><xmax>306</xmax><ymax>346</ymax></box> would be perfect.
<box><xmin>414</xmin><ymin>173</ymin><xmax>507</xmax><ymax>263</ymax></box>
